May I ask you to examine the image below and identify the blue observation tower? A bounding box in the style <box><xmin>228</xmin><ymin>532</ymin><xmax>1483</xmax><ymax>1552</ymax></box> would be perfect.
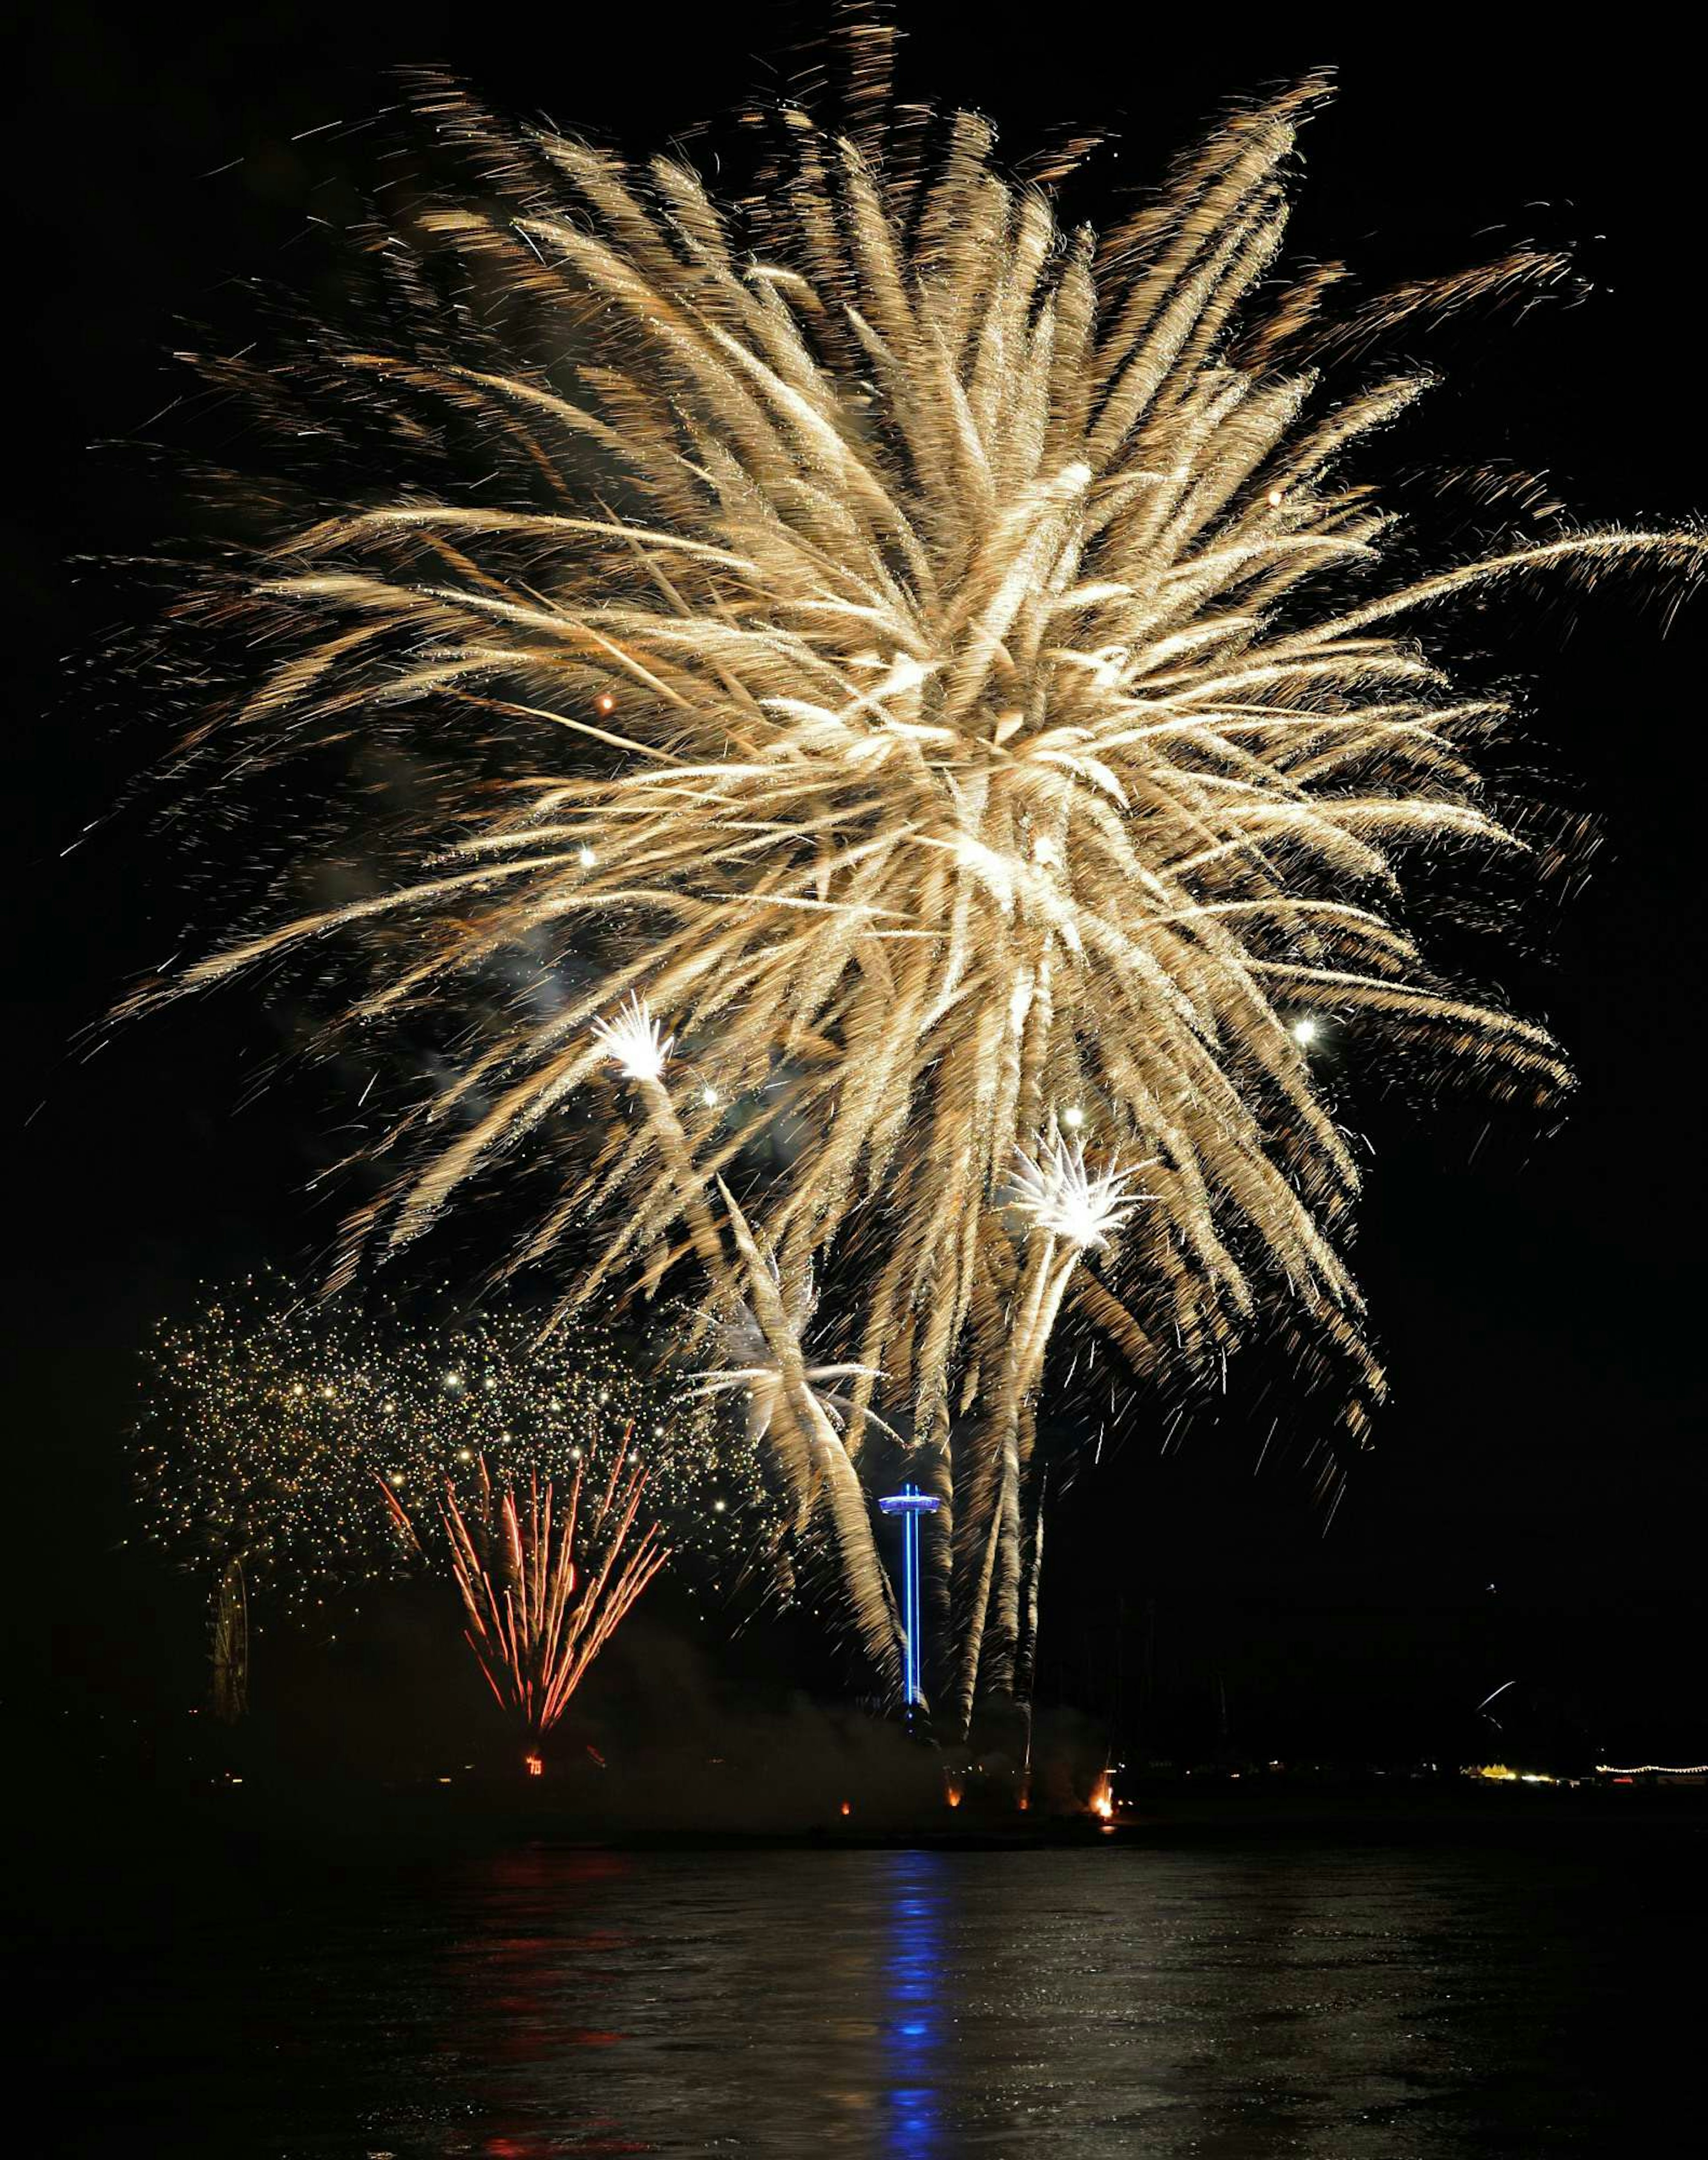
<box><xmin>877</xmin><ymin>1482</ymin><xmax>942</xmax><ymax>1708</ymax></box>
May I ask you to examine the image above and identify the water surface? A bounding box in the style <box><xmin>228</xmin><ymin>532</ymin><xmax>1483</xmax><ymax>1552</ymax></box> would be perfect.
<box><xmin>46</xmin><ymin>1833</ymin><xmax>1697</xmax><ymax>2154</ymax></box>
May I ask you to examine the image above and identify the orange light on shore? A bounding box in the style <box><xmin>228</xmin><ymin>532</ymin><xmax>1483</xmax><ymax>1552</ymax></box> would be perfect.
<box><xmin>524</xmin><ymin>1752</ymin><xmax>544</xmax><ymax>1777</ymax></box>
<box><xmin>840</xmin><ymin>1800</ymin><xmax>852</xmax><ymax>1817</ymax></box>
<box><xmin>1089</xmin><ymin>1771</ymin><xmax>1115</xmax><ymax>1821</ymax></box>
<box><xmin>944</xmin><ymin>1775</ymin><xmax>963</xmax><ymax>1809</ymax></box>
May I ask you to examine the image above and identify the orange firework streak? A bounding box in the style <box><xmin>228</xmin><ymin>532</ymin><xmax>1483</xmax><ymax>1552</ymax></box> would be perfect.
<box><xmin>383</xmin><ymin>1423</ymin><xmax>669</xmax><ymax>1745</ymax></box>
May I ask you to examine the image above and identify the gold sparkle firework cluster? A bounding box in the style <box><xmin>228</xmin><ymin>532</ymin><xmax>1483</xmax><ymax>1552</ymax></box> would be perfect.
<box><xmin>138</xmin><ymin>67</ymin><xmax>1700</xmax><ymax>1719</ymax></box>
<box><xmin>133</xmin><ymin>1276</ymin><xmax>782</xmax><ymax>1613</ymax></box>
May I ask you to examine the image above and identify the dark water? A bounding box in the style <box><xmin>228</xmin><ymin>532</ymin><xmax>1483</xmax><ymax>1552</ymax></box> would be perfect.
<box><xmin>42</xmin><ymin>1832</ymin><xmax>1700</xmax><ymax>2156</ymax></box>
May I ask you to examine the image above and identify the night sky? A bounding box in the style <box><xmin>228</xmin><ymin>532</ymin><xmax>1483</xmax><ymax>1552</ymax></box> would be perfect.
<box><xmin>11</xmin><ymin>4</ymin><xmax>1704</xmax><ymax>1778</ymax></box>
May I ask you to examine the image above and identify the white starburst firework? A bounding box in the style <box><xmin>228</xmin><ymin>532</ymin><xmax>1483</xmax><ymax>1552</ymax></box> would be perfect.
<box><xmin>1008</xmin><ymin>1136</ymin><xmax>1147</xmax><ymax>1253</ymax></box>
<box><xmin>692</xmin><ymin>1270</ymin><xmax>895</xmax><ymax>1449</ymax></box>
<box><xmin>591</xmin><ymin>995</ymin><xmax>673</xmax><ymax>1084</ymax></box>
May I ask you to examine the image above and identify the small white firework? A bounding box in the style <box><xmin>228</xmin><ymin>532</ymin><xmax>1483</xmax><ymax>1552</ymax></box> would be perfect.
<box><xmin>591</xmin><ymin>994</ymin><xmax>673</xmax><ymax>1084</ymax></box>
<box><xmin>692</xmin><ymin>1280</ymin><xmax>896</xmax><ymax>1446</ymax></box>
<box><xmin>1007</xmin><ymin>1135</ymin><xmax>1146</xmax><ymax>1252</ymax></box>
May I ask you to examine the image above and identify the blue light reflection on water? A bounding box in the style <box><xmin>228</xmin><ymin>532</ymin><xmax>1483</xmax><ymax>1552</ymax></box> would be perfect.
<box><xmin>881</xmin><ymin>1850</ymin><xmax>947</xmax><ymax>2158</ymax></box>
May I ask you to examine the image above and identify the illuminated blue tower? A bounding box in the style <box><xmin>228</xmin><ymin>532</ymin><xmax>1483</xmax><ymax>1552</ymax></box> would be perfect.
<box><xmin>878</xmin><ymin>1482</ymin><xmax>941</xmax><ymax>1708</ymax></box>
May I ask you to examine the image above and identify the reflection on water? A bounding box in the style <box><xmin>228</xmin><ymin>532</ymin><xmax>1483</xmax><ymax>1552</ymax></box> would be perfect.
<box><xmin>47</xmin><ymin>1835</ymin><xmax>1699</xmax><ymax>2155</ymax></box>
<box><xmin>883</xmin><ymin>1854</ymin><xmax>945</xmax><ymax>2158</ymax></box>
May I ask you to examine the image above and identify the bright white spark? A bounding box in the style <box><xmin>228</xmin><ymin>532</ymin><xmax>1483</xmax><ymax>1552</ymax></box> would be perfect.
<box><xmin>591</xmin><ymin>994</ymin><xmax>673</xmax><ymax>1083</ymax></box>
<box><xmin>1008</xmin><ymin>1135</ymin><xmax>1146</xmax><ymax>1252</ymax></box>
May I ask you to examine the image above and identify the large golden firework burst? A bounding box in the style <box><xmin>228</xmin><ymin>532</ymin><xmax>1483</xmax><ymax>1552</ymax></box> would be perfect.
<box><xmin>134</xmin><ymin>69</ymin><xmax>1700</xmax><ymax>1719</ymax></box>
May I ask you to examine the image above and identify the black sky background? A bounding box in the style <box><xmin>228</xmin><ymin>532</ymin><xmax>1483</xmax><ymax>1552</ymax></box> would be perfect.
<box><xmin>8</xmin><ymin>2</ymin><xmax>1705</xmax><ymax>1777</ymax></box>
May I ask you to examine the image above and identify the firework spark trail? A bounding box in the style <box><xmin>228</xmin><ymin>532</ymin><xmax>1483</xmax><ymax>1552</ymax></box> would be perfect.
<box><xmin>715</xmin><ymin>1175</ymin><xmax>902</xmax><ymax>1675</ymax></box>
<box><xmin>958</xmin><ymin>1137</ymin><xmax>1146</xmax><ymax>1717</ymax></box>
<box><xmin>132</xmin><ymin>65</ymin><xmax>1703</xmax><ymax>1723</ymax></box>
<box><xmin>383</xmin><ymin>1437</ymin><xmax>669</xmax><ymax>1747</ymax></box>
